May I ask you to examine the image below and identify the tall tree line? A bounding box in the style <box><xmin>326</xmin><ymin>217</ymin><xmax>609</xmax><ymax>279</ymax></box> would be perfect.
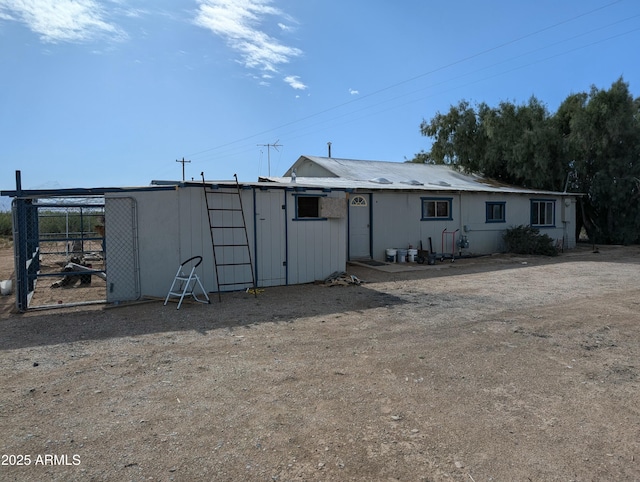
<box><xmin>412</xmin><ymin>78</ymin><xmax>640</xmax><ymax>244</ymax></box>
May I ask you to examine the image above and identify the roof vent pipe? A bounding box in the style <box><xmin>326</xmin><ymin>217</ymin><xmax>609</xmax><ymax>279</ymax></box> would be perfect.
<box><xmin>327</xmin><ymin>142</ymin><xmax>332</xmax><ymax>158</ymax></box>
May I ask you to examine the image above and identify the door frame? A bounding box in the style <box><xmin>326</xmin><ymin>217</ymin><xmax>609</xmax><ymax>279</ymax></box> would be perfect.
<box><xmin>253</xmin><ymin>188</ymin><xmax>287</xmax><ymax>287</ymax></box>
<box><xmin>348</xmin><ymin>192</ymin><xmax>372</xmax><ymax>260</ymax></box>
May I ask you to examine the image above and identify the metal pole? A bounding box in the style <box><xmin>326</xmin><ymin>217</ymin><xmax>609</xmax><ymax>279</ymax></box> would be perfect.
<box><xmin>15</xmin><ymin>170</ymin><xmax>28</xmax><ymax>311</ymax></box>
<box><xmin>257</xmin><ymin>141</ymin><xmax>282</xmax><ymax>176</ymax></box>
<box><xmin>176</xmin><ymin>158</ymin><xmax>191</xmax><ymax>181</ymax></box>
<box><xmin>65</xmin><ymin>210</ymin><xmax>69</xmax><ymax>257</ymax></box>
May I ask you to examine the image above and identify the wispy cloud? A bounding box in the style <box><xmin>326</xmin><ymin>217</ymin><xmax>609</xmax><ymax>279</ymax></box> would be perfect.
<box><xmin>284</xmin><ymin>75</ymin><xmax>306</xmax><ymax>90</ymax></box>
<box><xmin>0</xmin><ymin>0</ymin><xmax>126</xmax><ymax>43</ymax></box>
<box><xmin>194</xmin><ymin>0</ymin><xmax>304</xmax><ymax>88</ymax></box>
<box><xmin>349</xmin><ymin>88</ymin><xmax>359</xmax><ymax>95</ymax></box>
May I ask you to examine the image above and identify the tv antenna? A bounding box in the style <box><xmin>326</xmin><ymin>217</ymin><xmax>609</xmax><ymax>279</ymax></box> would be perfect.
<box><xmin>257</xmin><ymin>140</ymin><xmax>282</xmax><ymax>176</ymax></box>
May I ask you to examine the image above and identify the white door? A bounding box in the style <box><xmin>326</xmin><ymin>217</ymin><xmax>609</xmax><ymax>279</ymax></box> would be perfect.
<box><xmin>255</xmin><ymin>190</ymin><xmax>286</xmax><ymax>286</ymax></box>
<box><xmin>349</xmin><ymin>194</ymin><xmax>371</xmax><ymax>259</ymax></box>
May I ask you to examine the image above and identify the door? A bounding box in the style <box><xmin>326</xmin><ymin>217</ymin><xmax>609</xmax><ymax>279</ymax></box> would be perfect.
<box><xmin>105</xmin><ymin>197</ymin><xmax>140</xmax><ymax>302</ymax></box>
<box><xmin>255</xmin><ymin>189</ymin><xmax>287</xmax><ymax>287</ymax></box>
<box><xmin>349</xmin><ymin>193</ymin><xmax>371</xmax><ymax>259</ymax></box>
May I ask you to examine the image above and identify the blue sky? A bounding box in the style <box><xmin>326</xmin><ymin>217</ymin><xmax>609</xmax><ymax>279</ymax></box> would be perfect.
<box><xmin>1</xmin><ymin>0</ymin><xmax>639</xmax><ymax>196</ymax></box>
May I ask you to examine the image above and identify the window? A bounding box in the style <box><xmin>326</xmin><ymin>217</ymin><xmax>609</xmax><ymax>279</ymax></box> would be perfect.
<box><xmin>350</xmin><ymin>195</ymin><xmax>367</xmax><ymax>206</ymax></box>
<box><xmin>421</xmin><ymin>197</ymin><xmax>452</xmax><ymax>220</ymax></box>
<box><xmin>486</xmin><ymin>202</ymin><xmax>506</xmax><ymax>223</ymax></box>
<box><xmin>531</xmin><ymin>199</ymin><xmax>555</xmax><ymax>227</ymax></box>
<box><xmin>295</xmin><ymin>195</ymin><xmax>324</xmax><ymax>220</ymax></box>
<box><xmin>297</xmin><ymin>196</ymin><xmax>319</xmax><ymax>218</ymax></box>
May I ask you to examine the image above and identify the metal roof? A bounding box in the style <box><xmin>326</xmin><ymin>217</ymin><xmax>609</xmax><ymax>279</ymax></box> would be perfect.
<box><xmin>263</xmin><ymin>155</ymin><xmax>575</xmax><ymax>195</ymax></box>
<box><xmin>0</xmin><ymin>185</ymin><xmax>177</xmax><ymax>199</ymax></box>
<box><xmin>1</xmin><ymin>158</ymin><xmax>578</xmax><ymax>199</ymax></box>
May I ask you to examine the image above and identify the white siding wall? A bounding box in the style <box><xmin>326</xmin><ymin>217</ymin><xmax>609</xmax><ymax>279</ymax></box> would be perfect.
<box><xmin>461</xmin><ymin>193</ymin><xmax>577</xmax><ymax>252</ymax></box>
<box><xmin>461</xmin><ymin>192</ymin><xmax>509</xmax><ymax>254</ymax></box>
<box><xmin>196</xmin><ymin>186</ymin><xmax>257</xmax><ymax>293</ymax></box>
<box><xmin>114</xmin><ymin>185</ymin><xmax>576</xmax><ymax>301</ymax></box>
<box><xmin>368</xmin><ymin>191</ymin><xmax>577</xmax><ymax>260</ymax></box>
<box><xmin>254</xmin><ymin>189</ymin><xmax>287</xmax><ymax>287</ymax></box>
<box><xmin>119</xmin><ymin>186</ymin><xmax>259</xmax><ymax>298</ymax></box>
<box><xmin>114</xmin><ymin>185</ymin><xmax>348</xmax><ymax>299</ymax></box>
<box><xmin>286</xmin><ymin>189</ymin><xmax>347</xmax><ymax>284</ymax></box>
<box><xmin>369</xmin><ymin>191</ymin><xmax>428</xmax><ymax>258</ymax></box>
<box><xmin>126</xmin><ymin>189</ymin><xmax>182</xmax><ymax>298</ymax></box>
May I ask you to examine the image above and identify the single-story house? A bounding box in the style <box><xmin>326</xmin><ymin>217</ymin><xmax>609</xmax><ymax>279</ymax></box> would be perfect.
<box><xmin>3</xmin><ymin>157</ymin><xmax>577</xmax><ymax>309</ymax></box>
<box><xmin>262</xmin><ymin>155</ymin><xmax>577</xmax><ymax>261</ymax></box>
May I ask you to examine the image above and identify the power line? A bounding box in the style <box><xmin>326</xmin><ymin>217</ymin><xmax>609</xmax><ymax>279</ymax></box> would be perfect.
<box><xmin>189</xmin><ymin>22</ymin><xmax>640</xmax><ymax>169</ymax></box>
<box><xmin>184</xmin><ymin>1</ymin><xmax>627</xmax><ymax>162</ymax></box>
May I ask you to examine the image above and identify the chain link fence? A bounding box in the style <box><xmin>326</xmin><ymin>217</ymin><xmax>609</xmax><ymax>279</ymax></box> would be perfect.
<box><xmin>11</xmin><ymin>195</ymin><xmax>139</xmax><ymax>311</ymax></box>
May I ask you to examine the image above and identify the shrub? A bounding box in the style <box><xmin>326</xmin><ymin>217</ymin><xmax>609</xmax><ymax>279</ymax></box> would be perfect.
<box><xmin>0</xmin><ymin>211</ymin><xmax>12</xmax><ymax>237</ymax></box>
<box><xmin>503</xmin><ymin>225</ymin><xmax>558</xmax><ymax>256</ymax></box>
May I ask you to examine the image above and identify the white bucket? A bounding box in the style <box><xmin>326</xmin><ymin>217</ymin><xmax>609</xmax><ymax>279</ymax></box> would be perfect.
<box><xmin>407</xmin><ymin>248</ymin><xmax>418</xmax><ymax>262</ymax></box>
<box><xmin>0</xmin><ymin>279</ymin><xmax>12</xmax><ymax>296</ymax></box>
<box><xmin>385</xmin><ymin>248</ymin><xmax>397</xmax><ymax>263</ymax></box>
<box><xmin>397</xmin><ymin>249</ymin><xmax>407</xmax><ymax>263</ymax></box>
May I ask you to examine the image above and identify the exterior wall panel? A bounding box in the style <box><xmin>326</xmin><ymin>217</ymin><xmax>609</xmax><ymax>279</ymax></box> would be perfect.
<box><xmin>123</xmin><ymin>189</ymin><xmax>182</xmax><ymax>299</ymax></box>
<box><xmin>367</xmin><ymin>191</ymin><xmax>578</xmax><ymax>261</ymax></box>
<box><xmin>121</xmin><ymin>185</ymin><xmax>348</xmax><ymax>299</ymax></box>
<box><xmin>286</xmin><ymin>189</ymin><xmax>346</xmax><ymax>285</ymax></box>
<box><xmin>255</xmin><ymin>189</ymin><xmax>286</xmax><ymax>287</ymax></box>
<box><xmin>111</xmin><ymin>181</ymin><xmax>577</xmax><ymax>302</ymax></box>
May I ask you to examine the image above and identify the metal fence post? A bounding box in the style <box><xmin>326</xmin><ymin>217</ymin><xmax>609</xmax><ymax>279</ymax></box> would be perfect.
<box><xmin>14</xmin><ymin>171</ymin><xmax>28</xmax><ymax>311</ymax></box>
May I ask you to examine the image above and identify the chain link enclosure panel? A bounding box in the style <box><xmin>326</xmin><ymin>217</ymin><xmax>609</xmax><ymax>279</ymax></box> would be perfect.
<box><xmin>105</xmin><ymin>197</ymin><xmax>140</xmax><ymax>303</ymax></box>
<box><xmin>11</xmin><ymin>195</ymin><xmax>139</xmax><ymax>310</ymax></box>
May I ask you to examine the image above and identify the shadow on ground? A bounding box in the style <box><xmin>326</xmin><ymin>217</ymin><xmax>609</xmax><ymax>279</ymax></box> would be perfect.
<box><xmin>0</xmin><ymin>282</ymin><xmax>407</xmax><ymax>351</ymax></box>
<box><xmin>1</xmin><ymin>244</ymin><xmax>638</xmax><ymax>351</ymax></box>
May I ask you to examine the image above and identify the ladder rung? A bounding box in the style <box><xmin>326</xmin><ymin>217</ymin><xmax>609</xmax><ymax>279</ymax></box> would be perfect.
<box><xmin>202</xmin><ymin>175</ymin><xmax>257</xmax><ymax>299</ymax></box>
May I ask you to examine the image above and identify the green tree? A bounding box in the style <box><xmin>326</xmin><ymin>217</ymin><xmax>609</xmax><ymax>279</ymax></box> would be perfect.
<box><xmin>505</xmin><ymin>98</ymin><xmax>565</xmax><ymax>191</ymax></box>
<box><xmin>416</xmin><ymin>97</ymin><xmax>568</xmax><ymax>190</ymax></box>
<box><xmin>414</xmin><ymin>78</ymin><xmax>640</xmax><ymax>244</ymax></box>
<box><xmin>565</xmin><ymin>78</ymin><xmax>640</xmax><ymax>244</ymax></box>
<box><xmin>418</xmin><ymin>100</ymin><xmax>485</xmax><ymax>169</ymax></box>
<box><xmin>407</xmin><ymin>150</ymin><xmax>435</xmax><ymax>164</ymax></box>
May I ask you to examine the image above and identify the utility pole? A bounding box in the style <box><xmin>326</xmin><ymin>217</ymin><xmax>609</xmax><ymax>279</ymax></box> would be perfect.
<box><xmin>257</xmin><ymin>140</ymin><xmax>282</xmax><ymax>176</ymax></box>
<box><xmin>176</xmin><ymin>157</ymin><xmax>191</xmax><ymax>181</ymax></box>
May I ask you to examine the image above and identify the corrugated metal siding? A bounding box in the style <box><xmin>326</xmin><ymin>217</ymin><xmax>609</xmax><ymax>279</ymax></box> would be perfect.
<box><xmin>277</xmin><ymin>156</ymin><xmax>581</xmax><ymax>197</ymax></box>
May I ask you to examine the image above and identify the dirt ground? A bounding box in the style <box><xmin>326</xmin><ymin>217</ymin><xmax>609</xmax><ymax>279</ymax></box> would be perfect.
<box><xmin>0</xmin><ymin>243</ymin><xmax>639</xmax><ymax>481</ymax></box>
